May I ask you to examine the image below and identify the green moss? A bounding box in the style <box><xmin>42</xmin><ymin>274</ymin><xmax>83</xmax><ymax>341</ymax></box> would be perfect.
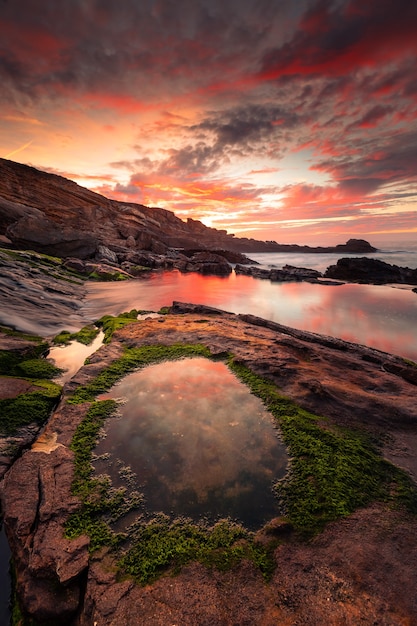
<box><xmin>0</xmin><ymin>326</ymin><xmax>43</xmax><ymax>342</ymax></box>
<box><xmin>53</xmin><ymin>324</ymin><xmax>99</xmax><ymax>346</ymax></box>
<box><xmin>95</xmin><ymin>310</ymin><xmax>140</xmax><ymax>343</ymax></box>
<box><xmin>158</xmin><ymin>306</ymin><xmax>171</xmax><ymax>315</ymax></box>
<box><xmin>88</xmin><ymin>270</ymin><xmax>128</xmax><ymax>281</ymax></box>
<box><xmin>75</xmin><ymin>325</ymin><xmax>100</xmax><ymax>345</ymax></box>
<box><xmin>67</xmin><ymin>343</ymin><xmax>211</xmax><ymax>404</ymax></box>
<box><xmin>0</xmin><ymin>389</ymin><xmax>60</xmax><ymax>435</ymax></box>
<box><xmin>1</xmin><ymin>248</ymin><xmax>62</xmax><ymax>266</ymax></box>
<box><xmin>0</xmin><ymin>339</ymin><xmax>62</xmax><ymax>435</ymax></box>
<box><xmin>118</xmin><ymin>517</ymin><xmax>274</xmax><ymax>586</ymax></box>
<box><xmin>130</xmin><ymin>265</ymin><xmax>152</xmax><ymax>273</ymax></box>
<box><xmin>227</xmin><ymin>358</ymin><xmax>417</xmax><ymax>536</ymax></box>
<box><xmin>15</xmin><ymin>358</ymin><xmax>62</xmax><ymax>379</ymax></box>
<box><xmin>52</xmin><ymin>330</ymin><xmax>72</xmax><ymax>345</ymax></box>
<box><xmin>65</xmin><ymin>400</ymin><xmax>127</xmax><ymax>551</ymax></box>
<box><xmin>0</xmin><ymin>342</ymin><xmax>61</xmax><ymax>379</ymax></box>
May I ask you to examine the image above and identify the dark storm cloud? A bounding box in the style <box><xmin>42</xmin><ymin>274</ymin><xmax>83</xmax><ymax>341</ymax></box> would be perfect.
<box><xmin>352</xmin><ymin>105</ymin><xmax>394</xmax><ymax>129</ymax></box>
<box><xmin>196</xmin><ymin>105</ymin><xmax>300</xmax><ymax>146</ymax></box>
<box><xmin>315</xmin><ymin>130</ymin><xmax>417</xmax><ymax>194</ymax></box>
<box><xmin>0</xmin><ymin>0</ymin><xmax>301</xmax><ymax>104</ymax></box>
<box><xmin>153</xmin><ymin>104</ymin><xmax>302</xmax><ymax>177</ymax></box>
<box><xmin>260</xmin><ymin>0</ymin><xmax>417</xmax><ymax>78</ymax></box>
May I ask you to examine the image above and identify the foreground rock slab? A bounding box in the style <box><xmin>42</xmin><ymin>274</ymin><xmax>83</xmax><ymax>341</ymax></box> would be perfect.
<box><xmin>1</xmin><ymin>304</ymin><xmax>417</xmax><ymax>624</ymax></box>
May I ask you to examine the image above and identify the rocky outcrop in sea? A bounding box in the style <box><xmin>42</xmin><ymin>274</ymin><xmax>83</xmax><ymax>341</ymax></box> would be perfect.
<box><xmin>324</xmin><ymin>257</ymin><xmax>417</xmax><ymax>285</ymax></box>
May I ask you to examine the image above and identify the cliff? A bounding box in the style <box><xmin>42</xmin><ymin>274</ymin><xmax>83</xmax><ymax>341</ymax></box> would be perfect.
<box><xmin>0</xmin><ymin>159</ymin><xmax>376</xmax><ymax>257</ymax></box>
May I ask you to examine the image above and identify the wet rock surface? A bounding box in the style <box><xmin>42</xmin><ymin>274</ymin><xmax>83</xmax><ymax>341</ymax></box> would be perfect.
<box><xmin>1</xmin><ymin>305</ymin><xmax>417</xmax><ymax>624</ymax></box>
<box><xmin>0</xmin><ymin>249</ymin><xmax>88</xmax><ymax>335</ymax></box>
<box><xmin>235</xmin><ymin>263</ymin><xmax>324</xmax><ymax>282</ymax></box>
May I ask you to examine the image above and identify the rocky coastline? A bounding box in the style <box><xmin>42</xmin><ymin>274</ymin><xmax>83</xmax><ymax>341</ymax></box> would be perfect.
<box><xmin>1</xmin><ymin>158</ymin><xmax>417</xmax><ymax>625</ymax></box>
<box><xmin>1</xmin><ymin>302</ymin><xmax>417</xmax><ymax>624</ymax></box>
<box><xmin>0</xmin><ymin>157</ymin><xmax>377</xmax><ymax>261</ymax></box>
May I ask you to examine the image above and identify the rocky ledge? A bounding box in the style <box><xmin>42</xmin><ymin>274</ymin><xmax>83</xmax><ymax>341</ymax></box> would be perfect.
<box><xmin>235</xmin><ymin>263</ymin><xmax>324</xmax><ymax>282</ymax></box>
<box><xmin>1</xmin><ymin>304</ymin><xmax>417</xmax><ymax>625</ymax></box>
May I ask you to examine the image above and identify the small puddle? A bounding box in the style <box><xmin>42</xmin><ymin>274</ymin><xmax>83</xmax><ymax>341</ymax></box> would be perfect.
<box><xmin>48</xmin><ymin>331</ymin><xmax>104</xmax><ymax>384</ymax></box>
<box><xmin>95</xmin><ymin>357</ymin><xmax>288</xmax><ymax>530</ymax></box>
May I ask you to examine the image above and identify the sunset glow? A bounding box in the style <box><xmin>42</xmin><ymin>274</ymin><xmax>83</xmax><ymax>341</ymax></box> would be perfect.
<box><xmin>1</xmin><ymin>0</ymin><xmax>416</xmax><ymax>245</ymax></box>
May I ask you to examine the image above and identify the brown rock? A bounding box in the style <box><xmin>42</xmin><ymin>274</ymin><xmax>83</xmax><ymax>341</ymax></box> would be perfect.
<box><xmin>2</xmin><ymin>306</ymin><xmax>417</xmax><ymax>625</ymax></box>
<box><xmin>0</xmin><ymin>158</ymin><xmax>378</xmax><ymax>257</ymax></box>
<box><xmin>7</xmin><ymin>214</ymin><xmax>98</xmax><ymax>259</ymax></box>
<box><xmin>0</xmin><ymin>445</ymin><xmax>88</xmax><ymax>621</ymax></box>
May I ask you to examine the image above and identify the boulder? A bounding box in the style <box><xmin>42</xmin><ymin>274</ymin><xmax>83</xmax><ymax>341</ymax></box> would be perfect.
<box><xmin>84</xmin><ymin>262</ymin><xmax>132</xmax><ymax>280</ymax></box>
<box><xmin>63</xmin><ymin>258</ymin><xmax>87</xmax><ymax>274</ymax></box>
<box><xmin>182</xmin><ymin>251</ymin><xmax>232</xmax><ymax>276</ymax></box>
<box><xmin>95</xmin><ymin>245</ymin><xmax>118</xmax><ymax>264</ymax></box>
<box><xmin>0</xmin><ymin>445</ymin><xmax>88</xmax><ymax>621</ymax></box>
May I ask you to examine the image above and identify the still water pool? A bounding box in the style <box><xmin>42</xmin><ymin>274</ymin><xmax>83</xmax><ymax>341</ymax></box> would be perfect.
<box><xmin>95</xmin><ymin>357</ymin><xmax>288</xmax><ymax>530</ymax></box>
<box><xmin>83</xmin><ymin>270</ymin><xmax>417</xmax><ymax>361</ymax></box>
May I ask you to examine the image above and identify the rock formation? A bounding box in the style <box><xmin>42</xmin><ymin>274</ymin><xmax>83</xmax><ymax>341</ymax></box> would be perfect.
<box><xmin>235</xmin><ymin>263</ymin><xmax>324</xmax><ymax>282</ymax></box>
<box><xmin>325</xmin><ymin>257</ymin><xmax>417</xmax><ymax>284</ymax></box>
<box><xmin>1</xmin><ymin>304</ymin><xmax>417</xmax><ymax>624</ymax></box>
<box><xmin>0</xmin><ymin>159</ymin><xmax>377</xmax><ymax>260</ymax></box>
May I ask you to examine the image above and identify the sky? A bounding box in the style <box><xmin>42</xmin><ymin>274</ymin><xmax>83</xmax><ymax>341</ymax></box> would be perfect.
<box><xmin>1</xmin><ymin>0</ymin><xmax>417</xmax><ymax>246</ymax></box>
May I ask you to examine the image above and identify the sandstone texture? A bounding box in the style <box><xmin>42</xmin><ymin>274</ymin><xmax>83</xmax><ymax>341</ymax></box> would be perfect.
<box><xmin>1</xmin><ymin>304</ymin><xmax>417</xmax><ymax>625</ymax></box>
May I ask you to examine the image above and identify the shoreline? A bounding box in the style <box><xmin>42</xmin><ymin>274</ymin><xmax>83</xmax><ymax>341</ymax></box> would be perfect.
<box><xmin>1</xmin><ymin>304</ymin><xmax>417</xmax><ymax>624</ymax></box>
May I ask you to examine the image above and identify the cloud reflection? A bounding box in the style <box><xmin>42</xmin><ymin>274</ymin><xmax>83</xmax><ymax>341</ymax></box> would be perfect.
<box><xmin>95</xmin><ymin>358</ymin><xmax>288</xmax><ymax>529</ymax></box>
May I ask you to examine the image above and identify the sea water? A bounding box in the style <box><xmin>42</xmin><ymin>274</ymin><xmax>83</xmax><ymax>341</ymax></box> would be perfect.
<box><xmin>246</xmin><ymin>241</ymin><xmax>417</xmax><ymax>273</ymax></box>
<box><xmin>83</xmin><ymin>270</ymin><xmax>417</xmax><ymax>361</ymax></box>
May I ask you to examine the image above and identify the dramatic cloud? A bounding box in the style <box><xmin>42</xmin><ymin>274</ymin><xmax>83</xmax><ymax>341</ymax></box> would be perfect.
<box><xmin>1</xmin><ymin>0</ymin><xmax>416</xmax><ymax>244</ymax></box>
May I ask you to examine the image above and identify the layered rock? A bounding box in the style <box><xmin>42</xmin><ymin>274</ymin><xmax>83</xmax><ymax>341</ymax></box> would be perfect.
<box><xmin>235</xmin><ymin>263</ymin><xmax>323</xmax><ymax>282</ymax></box>
<box><xmin>0</xmin><ymin>159</ymin><xmax>378</xmax><ymax>258</ymax></box>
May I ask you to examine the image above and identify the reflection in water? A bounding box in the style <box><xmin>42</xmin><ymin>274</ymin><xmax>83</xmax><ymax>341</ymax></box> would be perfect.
<box><xmin>95</xmin><ymin>358</ymin><xmax>288</xmax><ymax>530</ymax></box>
<box><xmin>48</xmin><ymin>331</ymin><xmax>104</xmax><ymax>383</ymax></box>
<box><xmin>83</xmin><ymin>271</ymin><xmax>417</xmax><ymax>361</ymax></box>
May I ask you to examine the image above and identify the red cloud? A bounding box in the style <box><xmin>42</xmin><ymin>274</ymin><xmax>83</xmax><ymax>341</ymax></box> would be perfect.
<box><xmin>259</xmin><ymin>0</ymin><xmax>417</xmax><ymax>80</ymax></box>
<box><xmin>279</xmin><ymin>183</ymin><xmax>366</xmax><ymax>219</ymax></box>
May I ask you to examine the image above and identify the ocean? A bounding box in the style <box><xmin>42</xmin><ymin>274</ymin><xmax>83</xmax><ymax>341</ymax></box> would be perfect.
<box><xmin>246</xmin><ymin>241</ymin><xmax>417</xmax><ymax>273</ymax></box>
